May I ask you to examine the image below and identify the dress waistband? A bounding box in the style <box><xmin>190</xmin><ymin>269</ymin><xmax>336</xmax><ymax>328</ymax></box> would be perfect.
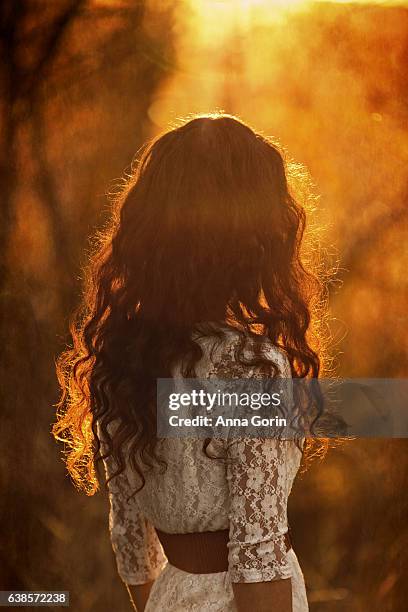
<box><xmin>155</xmin><ymin>527</ymin><xmax>292</xmax><ymax>575</ymax></box>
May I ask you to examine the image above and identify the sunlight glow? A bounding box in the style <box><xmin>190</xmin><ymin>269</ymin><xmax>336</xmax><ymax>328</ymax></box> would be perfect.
<box><xmin>148</xmin><ymin>0</ymin><xmax>408</xmax><ymax>129</ymax></box>
<box><xmin>193</xmin><ymin>0</ymin><xmax>408</xmax><ymax>21</ymax></box>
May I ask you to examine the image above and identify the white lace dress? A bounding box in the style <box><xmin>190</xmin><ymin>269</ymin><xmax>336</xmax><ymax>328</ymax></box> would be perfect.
<box><xmin>103</xmin><ymin>329</ymin><xmax>309</xmax><ymax>611</ymax></box>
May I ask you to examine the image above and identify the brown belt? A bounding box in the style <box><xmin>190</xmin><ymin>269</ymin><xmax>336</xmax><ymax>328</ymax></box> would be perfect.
<box><xmin>155</xmin><ymin>528</ymin><xmax>292</xmax><ymax>575</ymax></box>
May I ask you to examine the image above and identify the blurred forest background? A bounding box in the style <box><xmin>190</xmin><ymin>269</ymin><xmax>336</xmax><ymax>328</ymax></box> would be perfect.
<box><xmin>1</xmin><ymin>0</ymin><xmax>407</xmax><ymax>610</ymax></box>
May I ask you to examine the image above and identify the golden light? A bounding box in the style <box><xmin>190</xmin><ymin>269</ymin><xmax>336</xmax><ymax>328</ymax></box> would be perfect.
<box><xmin>190</xmin><ymin>0</ymin><xmax>408</xmax><ymax>32</ymax></box>
<box><xmin>148</xmin><ymin>0</ymin><xmax>408</xmax><ymax>129</ymax></box>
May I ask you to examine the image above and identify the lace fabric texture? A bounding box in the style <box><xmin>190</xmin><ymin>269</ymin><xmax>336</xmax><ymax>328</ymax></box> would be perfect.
<box><xmin>102</xmin><ymin>328</ymin><xmax>309</xmax><ymax>611</ymax></box>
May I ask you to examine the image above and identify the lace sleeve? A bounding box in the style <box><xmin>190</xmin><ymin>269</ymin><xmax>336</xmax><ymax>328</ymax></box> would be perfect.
<box><xmin>226</xmin><ymin>437</ymin><xmax>296</xmax><ymax>583</ymax></box>
<box><xmin>101</xmin><ymin>444</ymin><xmax>167</xmax><ymax>585</ymax></box>
<box><xmin>223</xmin><ymin>339</ymin><xmax>299</xmax><ymax>583</ymax></box>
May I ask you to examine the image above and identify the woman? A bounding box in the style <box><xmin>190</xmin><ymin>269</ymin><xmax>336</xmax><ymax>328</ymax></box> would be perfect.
<box><xmin>54</xmin><ymin>113</ymin><xmax>328</xmax><ymax>611</ymax></box>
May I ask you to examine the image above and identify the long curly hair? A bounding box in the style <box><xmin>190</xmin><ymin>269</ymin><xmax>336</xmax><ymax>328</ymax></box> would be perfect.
<box><xmin>53</xmin><ymin>113</ymin><xmax>331</xmax><ymax>495</ymax></box>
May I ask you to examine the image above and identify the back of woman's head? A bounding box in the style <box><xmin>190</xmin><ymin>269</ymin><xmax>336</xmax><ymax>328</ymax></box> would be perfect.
<box><xmin>54</xmin><ymin>113</ymin><xmax>327</xmax><ymax>494</ymax></box>
<box><xmin>117</xmin><ymin>114</ymin><xmax>306</xmax><ymax>331</ymax></box>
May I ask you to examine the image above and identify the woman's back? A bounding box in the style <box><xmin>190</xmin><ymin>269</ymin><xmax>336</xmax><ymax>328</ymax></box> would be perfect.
<box><xmin>105</xmin><ymin>328</ymin><xmax>308</xmax><ymax>611</ymax></box>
